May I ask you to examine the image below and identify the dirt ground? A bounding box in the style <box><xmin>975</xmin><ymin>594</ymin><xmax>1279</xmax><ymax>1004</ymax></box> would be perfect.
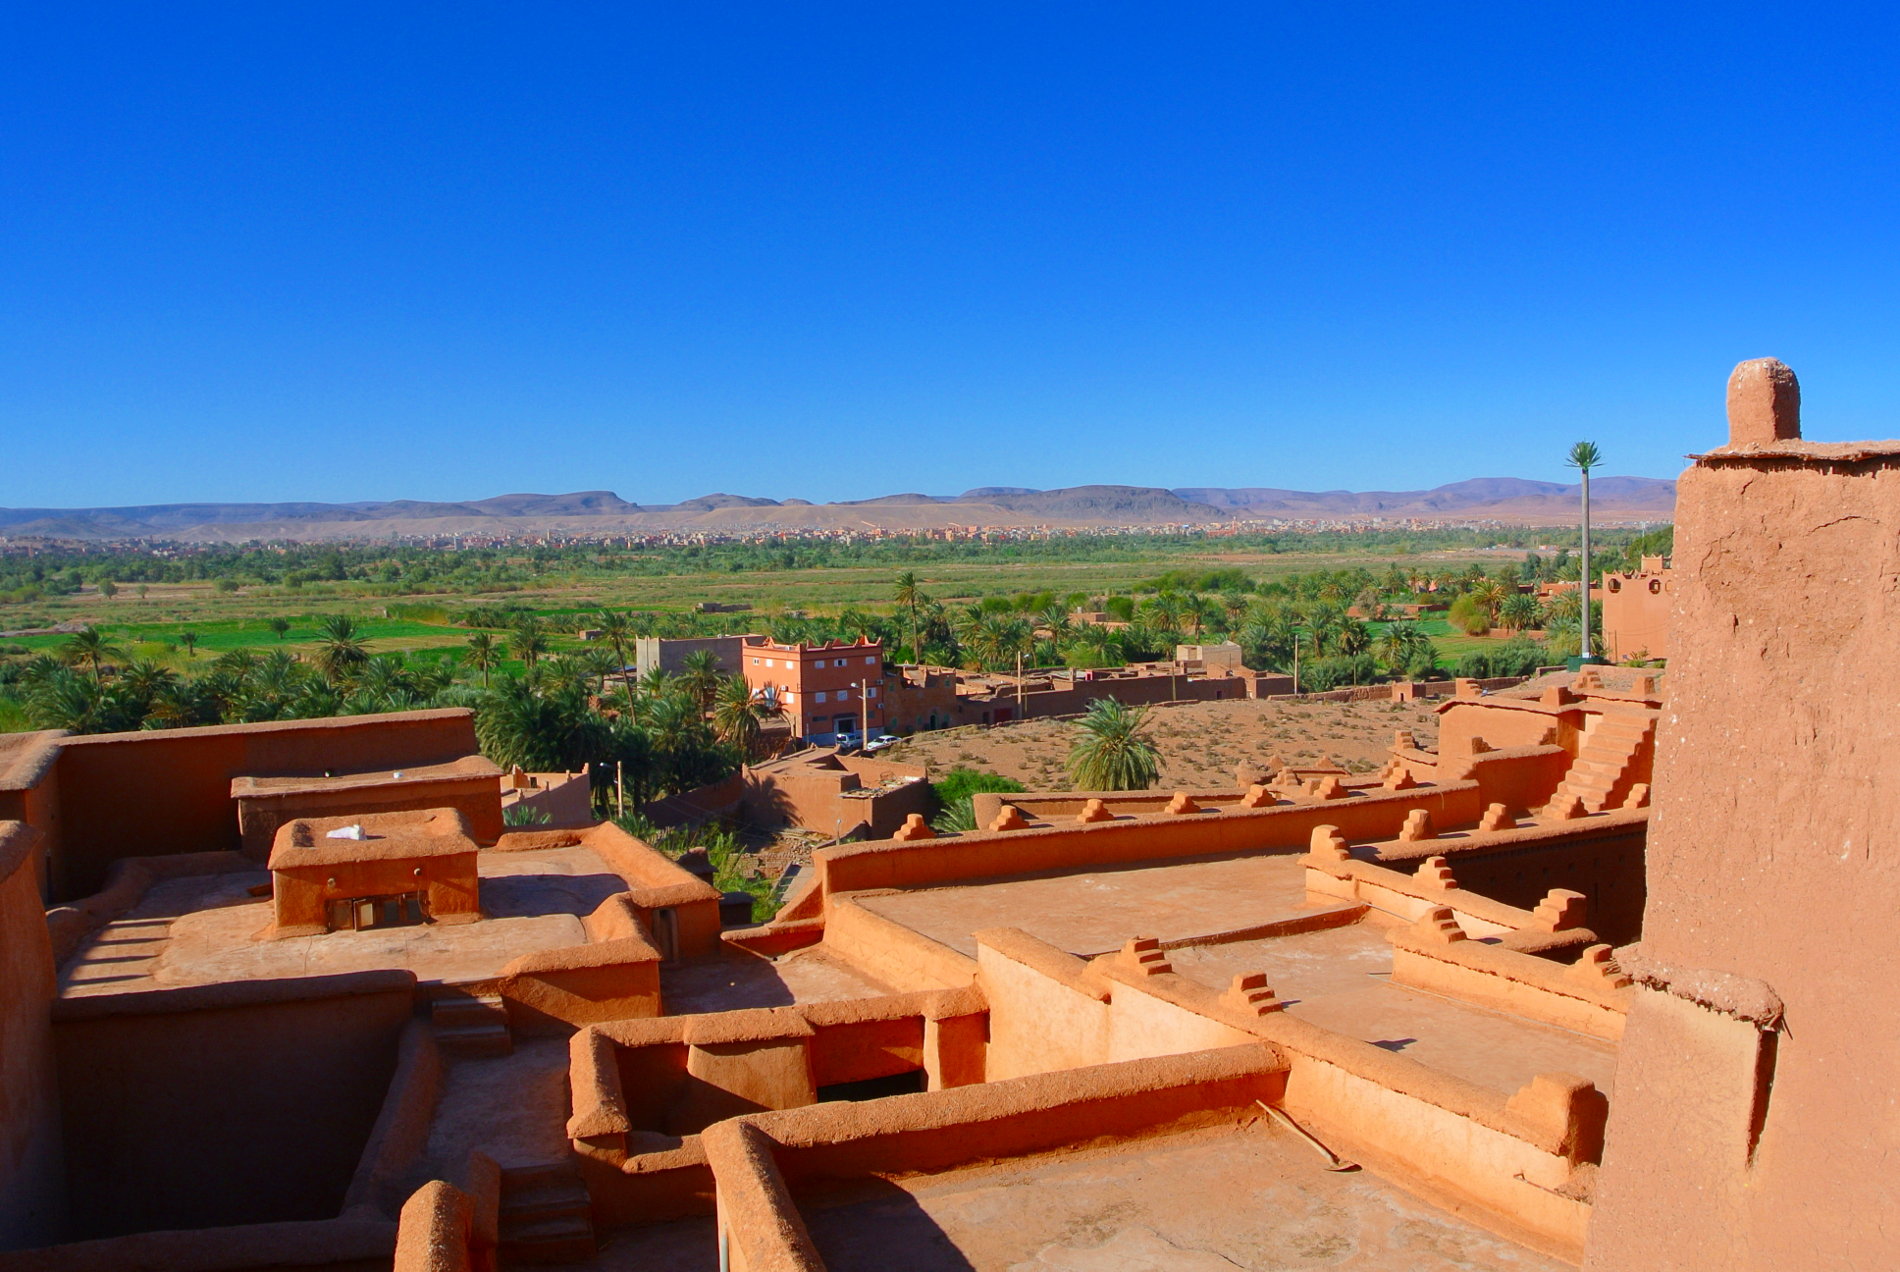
<box><xmin>881</xmin><ymin>696</ymin><xmax>1443</xmax><ymax>792</ymax></box>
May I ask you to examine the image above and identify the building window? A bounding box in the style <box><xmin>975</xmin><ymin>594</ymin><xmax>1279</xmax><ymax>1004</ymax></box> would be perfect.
<box><xmin>815</xmin><ymin>691</ymin><xmax>828</xmax><ymax>703</ymax></box>
<box><xmin>866</xmin><ymin>686</ymin><xmax>877</xmax><ymax>699</ymax></box>
<box><xmin>838</xmin><ymin>688</ymin><xmax>850</xmax><ymax>700</ymax></box>
<box><xmin>865</xmin><ymin>656</ymin><xmax>876</xmax><ymax>665</ymax></box>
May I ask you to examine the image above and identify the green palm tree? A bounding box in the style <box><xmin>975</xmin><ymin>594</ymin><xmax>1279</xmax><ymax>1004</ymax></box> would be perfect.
<box><xmin>60</xmin><ymin>626</ymin><xmax>126</xmax><ymax>683</ymax></box>
<box><xmin>712</xmin><ymin>674</ymin><xmax>782</xmax><ymax>759</ymax></box>
<box><xmin>266</xmin><ymin>617</ymin><xmax>291</xmax><ymax>640</ymax></box>
<box><xmin>119</xmin><ymin>657</ymin><xmax>179</xmax><ymax>701</ymax></box>
<box><xmin>474</xmin><ymin>678</ymin><xmax>607</xmax><ymax>772</ymax></box>
<box><xmin>1472</xmin><ymin>579</ymin><xmax>1512</xmax><ymax>626</ymax></box>
<box><xmin>509</xmin><ymin>620</ymin><xmax>549</xmax><ymax>670</ymax></box>
<box><xmin>465</xmin><ymin>631</ymin><xmax>499</xmax><ymax>688</ymax></box>
<box><xmin>580</xmin><ymin>647</ymin><xmax>621</xmax><ymax>697</ymax></box>
<box><xmin>1375</xmin><ymin>621</ymin><xmax>1430</xmax><ymax>672</ymax></box>
<box><xmin>596</xmin><ymin>609</ymin><xmax>635</xmax><ymax>687</ymax></box>
<box><xmin>637</xmin><ymin>666</ymin><xmax>675</xmax><ymax>702</ymax></box>
<box><xmin>1066</xmin><ymin>698</ymin><xmax>1160</xmax><ymax>791</ymax></box>
<box><xmin>893</xmin><ymin>571</ymin><xmax>925</xmax><ymax>665</ymax></box>
<box><xmin>313</xmin><ymin>615</ymin><xmax>370</xmax><ymax>685</ymax></box>
<box><xmin>178</xmin><ymin>630</ymin><xmax>200</xmax><ymax>660</ymax></box>
<box><xmin>1567</xmin><ymin>441</ymin><xmax>1603</xmax><ymax>659</ymax></box>
<box><xmin>678</xmin><ymin>649</ymin><xmax>724</xmax><ymax>711</ymax></box>
<box><xmin>837</xmin><ymin>608</ymin><xmax>876</xmax><ymax>644</ymax></box>
<box><xmin>1333</xmin><ymin>617</ymin><xmax>1372</xmax><ymax>657</ymax></box>
<box><xmin>1499</xmin><ymin>593</ymin><xmax>1542</xmax><ymax>632</ymax></box>
<box><xmin>26</xmin><ymin>669</ymin><xmax>108</xmax><ymax>732</ymax></box>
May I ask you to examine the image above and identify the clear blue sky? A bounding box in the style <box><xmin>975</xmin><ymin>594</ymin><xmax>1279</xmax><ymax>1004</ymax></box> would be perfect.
<box><xmin>5</xmin><ymin>5</ymin><xmax>1898</xmax><ymax>508</ymax></box>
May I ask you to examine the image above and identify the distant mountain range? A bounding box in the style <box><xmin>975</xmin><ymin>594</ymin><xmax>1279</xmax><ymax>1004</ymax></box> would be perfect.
<box><xmin>0</xmin><ymin>478</ymin><xmax>1675</xmax><ymax>542</ymax></box>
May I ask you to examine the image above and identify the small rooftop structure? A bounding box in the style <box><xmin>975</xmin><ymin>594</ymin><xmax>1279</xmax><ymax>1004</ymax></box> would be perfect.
<box><xmin>232</xmin><ymin>754</ymin><xmax>506</xmax><ymax>858</ymax></box>
<box><xmin>268</xmin><ymin>808</ymin><xmax>481</xmax><ymax>938</ymax></box>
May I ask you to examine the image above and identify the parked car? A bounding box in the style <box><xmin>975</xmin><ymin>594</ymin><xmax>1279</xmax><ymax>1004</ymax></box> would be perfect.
<box><xmin>863</xmin><ymin>734</ymin><xmax>901</xmax><ymax>754</ymax></box>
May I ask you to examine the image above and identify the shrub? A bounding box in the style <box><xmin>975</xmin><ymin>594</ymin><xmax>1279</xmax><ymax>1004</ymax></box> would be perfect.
<box><xmin>1303</xmin><ymin>654</ymin><xmax>1378</xmax><ymax>691</ymax></box>
<box><xmin>1447</xmin><ymin>593</ymin><xmax>1489</xmax><ymax>636</ymax></box>
<box><xmin>931</xmin><ymin>766</ymin><xmax>1024</xmax><ymax>809</ymax></box>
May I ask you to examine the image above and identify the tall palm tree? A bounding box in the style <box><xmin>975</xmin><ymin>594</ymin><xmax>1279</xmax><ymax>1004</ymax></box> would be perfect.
<box><xmin>1499</xmin><ymin>593</ymin><xmax>1542</xmax><ymax>632</ymax></box>
<box><xmin>637</xmin><ymin>666</ymin><xmax>676</xmax><ymax>702</ymax></box>
<box><xmin>1066</xmin><ymin>698</ymin><xmax>1161</xmax><ymax>791</ymax></box>
<box><xmin>465</xmin><ymin>631</ymin><xmax>499</xmax><ymax>688</ymax></box>
<box><xmin>267</xmin><ymin>617</ymin><xmax>291</xmax><ymax>641</ymax></box>
<box><xmin>313</xmin><ymin>615</ymin><xmax>370</xmax><ymax>685</ymax></box>
<box><xmin>1376</xmin><ymin>621</ymin><xmax>1427</xmax><ymax>671</ymax></box>
<box><xmin>120</xmin><ymin>657</ymin><xmax>179</xmax><ymax>702</ymax></box>
<box><xmin>61</xmin><ymin>627</ymin><xmax>125</xmax><ymax>684</ymax></box>
<box><xmin>1471</xmin><ymin>579</ymin><xmax>1512</xmax><ymax>627</ymax></box>
<box><xmin>712</xmin><ymin>674</ymin><xmax>783</xmax><ymax>759</ymax></box>
<box><xmin>509</xmin><ymin>619</ymin><xmax>549</xmax><ymax>670</ymax></box>
<box><xmin>580</xmin><ymin>647</ymin><xmax>621</xmax><ymax>698</ymax></box>
<box><xmin>1567</xmin><ymin>441</ymin><xmax>1603</xmax><ymax>660</ymax></box>
<box><xmin>837</xmin><ymin>608</ymin><xmax>876</xmax><ymax>644</ymax></box>
<box><xmin>1148</xmin><ymin>592</ymin><xmax>1187</xmax><ymax>635</ymax></box>
<box><xmin>678</xmin><ymin>649</ymin><xmax>724</xmax><ymax>712</ymax></box>
<box><xmin>26</xmin><ymin>669</ymin><xmax>107</xmax><ymax>733</ymax></box>
<box><xmin>893</xmin><ymin>572</ymin><xmax>925</xmax><ymax>664</ymax></box>
<box><xmin>178</xmin><ymin>630</ymin><xmax>200</xmax><ymax>660</ymax></box>
<box><xmin>1036</xmin><ymin>603</ymin><xmax>1072</xmax><ymax>645</ymax></box>
<box><xmin>596</xmin><ymin>608</ymin><xmax>635</xmax><ymax>686</ymax></box>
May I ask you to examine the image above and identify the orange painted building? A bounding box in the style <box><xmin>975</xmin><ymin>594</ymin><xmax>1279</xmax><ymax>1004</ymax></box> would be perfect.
<box><xmin>739</xmin><ymin>635</ymin><xmax>886</xmax><ymax>743</ymax></box>
<box><xmin>1600</xmin><ymin>555</ymin><xmax>1671</xmax><ymax>662</ymax></box>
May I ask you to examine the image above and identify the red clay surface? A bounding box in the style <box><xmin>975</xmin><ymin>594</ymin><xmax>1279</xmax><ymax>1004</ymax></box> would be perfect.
<box><xmin>885</xmin><ymin>696</ymin><xmax>1444</xmax><ymax>789</ymax></box>
<box><xmin>58</xmin><ymin>844</ymin><xmax>631</xmax><ymax>994</ymax></box>
<box><xmin>660</xmin><ymin>946</ymin><xmax>899</xmax><ymax>1014</ymax></box>
<box><xmin>851</xmin><ymin>850</ymin><xmax>1324</xmax><ymax>958</ymax></box>
<box><xmin>586</xmin><ymin>1122</ymin><xmax>1567</xmax><ymax>1271</ymax></box>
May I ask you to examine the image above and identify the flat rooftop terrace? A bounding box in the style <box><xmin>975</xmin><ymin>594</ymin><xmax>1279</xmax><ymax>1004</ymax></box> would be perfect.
<box><xmin>850</xmin><ymin>849</ymin><xmax>1327</xmax><ymax>958</ymax></box>
<box><xmin>1166</xmin><ymin>926</ymin><xmax>1618</xmax><ymax>1096</ymax></box>
<box><xmin>850</xmin><ymin>853</ymin><xmax>1617</xmax><ymax>1099</ymax></box>
<box><xmin>591</xmin><ymin>1122</ymin><xmax>1567</xmax><ymax>1271</ymax></box>
<box><xmin>58</xmin><ymin>843</ymin><xmax>631</xmax><ymax>995</ymax></box>
<box><xmin>660</xmin><ymin>946</ymin><xmax>898</xmax><ymax>1014</ymax></box>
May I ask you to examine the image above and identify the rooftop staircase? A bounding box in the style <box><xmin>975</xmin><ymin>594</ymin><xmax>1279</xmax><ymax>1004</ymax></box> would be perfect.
<box><xmin>498</xmin><ymin>1162</ymin><xmax>597</xmax><ymax>1264</ymax></box>
<box><xmin>430</xmin><ymin>993</ymin><xmax>513</xmax><ymax>1058</ymax></box>
<box><xmin>1552</xmin><ymin>710</ymin><xmax>1655</xmax><ymax>814</ymax></box>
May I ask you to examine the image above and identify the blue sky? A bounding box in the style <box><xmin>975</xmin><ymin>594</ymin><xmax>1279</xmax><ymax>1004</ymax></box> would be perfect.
<box><xmin>4</xmin><ymin>5</ymin><xmax>1898</xmax><ymax>508</ymax></box>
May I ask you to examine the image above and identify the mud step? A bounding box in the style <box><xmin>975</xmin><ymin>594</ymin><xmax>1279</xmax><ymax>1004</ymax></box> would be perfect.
<box><xmin>499</xmin><ymin>1166</ymin><xmax>595</xmax><ymax>1265</ymax></box>
<box><xmin>501</xmin><ymin>1183</ymin><xmax>592</xmax><ymax>1222</ymax></box>
<box><xmin>430</xmin><ymin>995</ymin><xmax>512</xmax><ymax>1057</ymax></box>
<box><xmin>434</xmin><ymin>1022</ymin><xmax>512</xmax><ymax>1057</ymax></box>
<box><xmin>431</xmin><ymin>994</ymin><xmax>510</xmax><ymax>1026</ymax></box>
<box><xmin>499</xmin><ymin>1217</ymin><xmax>596</xmax><ymax>1265</ymax></box>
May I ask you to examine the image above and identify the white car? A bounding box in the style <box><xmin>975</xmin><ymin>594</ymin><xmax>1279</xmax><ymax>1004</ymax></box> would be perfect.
<box><xmin>863</xmin><ymin>734</ymin><xmax>901</xmax><ymax>754</ymax></box>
